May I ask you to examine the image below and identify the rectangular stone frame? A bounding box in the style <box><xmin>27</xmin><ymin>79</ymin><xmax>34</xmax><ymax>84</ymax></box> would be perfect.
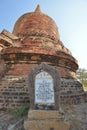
<box><xmin>28</xmin><ymin>63</ymin><xmax>60</xmax><ymax>110</ymax></box>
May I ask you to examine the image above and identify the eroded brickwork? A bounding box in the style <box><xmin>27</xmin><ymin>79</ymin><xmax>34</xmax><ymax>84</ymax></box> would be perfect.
<box><xmin>60</xmin><ymin>79</ymin><xmax>87</xmax><ymax>104</ymax></box>
<box><xmin>0</xmin><ymin>71</ymin><xmax>86</xmax><ymax>108</ymax></box>
<box><xmin>0</xmin><ymin>75</ymin><xmax>29</xmax><ymax>108</ymax></box>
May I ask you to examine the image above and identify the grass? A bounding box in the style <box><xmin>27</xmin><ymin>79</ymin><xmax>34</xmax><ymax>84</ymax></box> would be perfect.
<box><xmin>9</xmin><ymin>105</ymin><xmax>30</xmax><ymax>118</ymax></box>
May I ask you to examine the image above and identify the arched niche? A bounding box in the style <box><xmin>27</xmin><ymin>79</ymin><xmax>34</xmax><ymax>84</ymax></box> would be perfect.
<box><xmin>28</xmin><ymin>63</ymin><xmax>60</xmax><ymax>110</ymax></box>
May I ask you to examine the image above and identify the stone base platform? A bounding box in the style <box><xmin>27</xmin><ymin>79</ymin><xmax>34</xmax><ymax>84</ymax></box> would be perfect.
<box><xmin>24</xmin><ymin>110</ymin><xmax>70</xmax><ymax>130</ymax></box>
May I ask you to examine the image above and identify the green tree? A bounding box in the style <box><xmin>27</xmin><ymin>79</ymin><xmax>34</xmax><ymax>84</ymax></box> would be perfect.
<box><xmin>76</xmin><ymin>68</ymin><xmax>87</xmax><ymax>90</ymax></box>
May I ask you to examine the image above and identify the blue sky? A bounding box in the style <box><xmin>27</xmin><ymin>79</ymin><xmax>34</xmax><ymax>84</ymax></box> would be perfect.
<box><xmin>0</xmin><ymin>0</ymin><xmax>87</xmax><ymax>69</ymax></box>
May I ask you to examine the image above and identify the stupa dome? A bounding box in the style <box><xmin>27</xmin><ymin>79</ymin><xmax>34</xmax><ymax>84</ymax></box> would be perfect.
<box><xmin>13</xmin><ymin>5</ymin><xmax>60</xmax><ymax>41</ymax></box>
<box><xmin>0</xmin><ymin>5</ymin><xmax>78</xmax><ymax>79</ymax></box>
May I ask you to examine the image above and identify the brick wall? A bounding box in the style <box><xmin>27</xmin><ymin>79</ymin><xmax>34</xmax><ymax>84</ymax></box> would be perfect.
<box><xmin>0</xmin><ymin>76</ymin><xmax>87</xmax><ymax>108</ymax></box>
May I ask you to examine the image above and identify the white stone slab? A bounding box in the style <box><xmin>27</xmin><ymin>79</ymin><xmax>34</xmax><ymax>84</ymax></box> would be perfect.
<box><xmin>35</xmin><ymin>71</ymin><xmax>55</xmax><ymax>104</ymax></box>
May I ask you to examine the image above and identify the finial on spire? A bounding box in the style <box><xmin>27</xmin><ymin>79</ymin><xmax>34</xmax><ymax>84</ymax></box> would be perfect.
<box><xmin>35</xmin><ymin>4</ymin><xmax>41</xmax><ymax>13</ymax></box>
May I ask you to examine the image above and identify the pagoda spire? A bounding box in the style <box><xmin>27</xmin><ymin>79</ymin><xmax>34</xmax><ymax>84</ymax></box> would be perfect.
<box><xmin>35</xmin><ymin>4</ymin><xmax>41</xmax><ymax>13</ymax></box>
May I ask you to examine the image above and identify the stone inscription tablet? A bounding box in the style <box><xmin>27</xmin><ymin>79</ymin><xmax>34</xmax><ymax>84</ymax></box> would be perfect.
<box><xmin>35</xmin><ymin>71</ymin><xmax>55</xmax><ymax>104</ymax></box>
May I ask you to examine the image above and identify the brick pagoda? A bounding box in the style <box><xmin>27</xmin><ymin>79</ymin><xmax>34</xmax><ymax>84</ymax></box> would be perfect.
<box><xmin>0</xmin><ymin>5</ymin><xmax>86</xmax><ymax>108</ymax></box>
